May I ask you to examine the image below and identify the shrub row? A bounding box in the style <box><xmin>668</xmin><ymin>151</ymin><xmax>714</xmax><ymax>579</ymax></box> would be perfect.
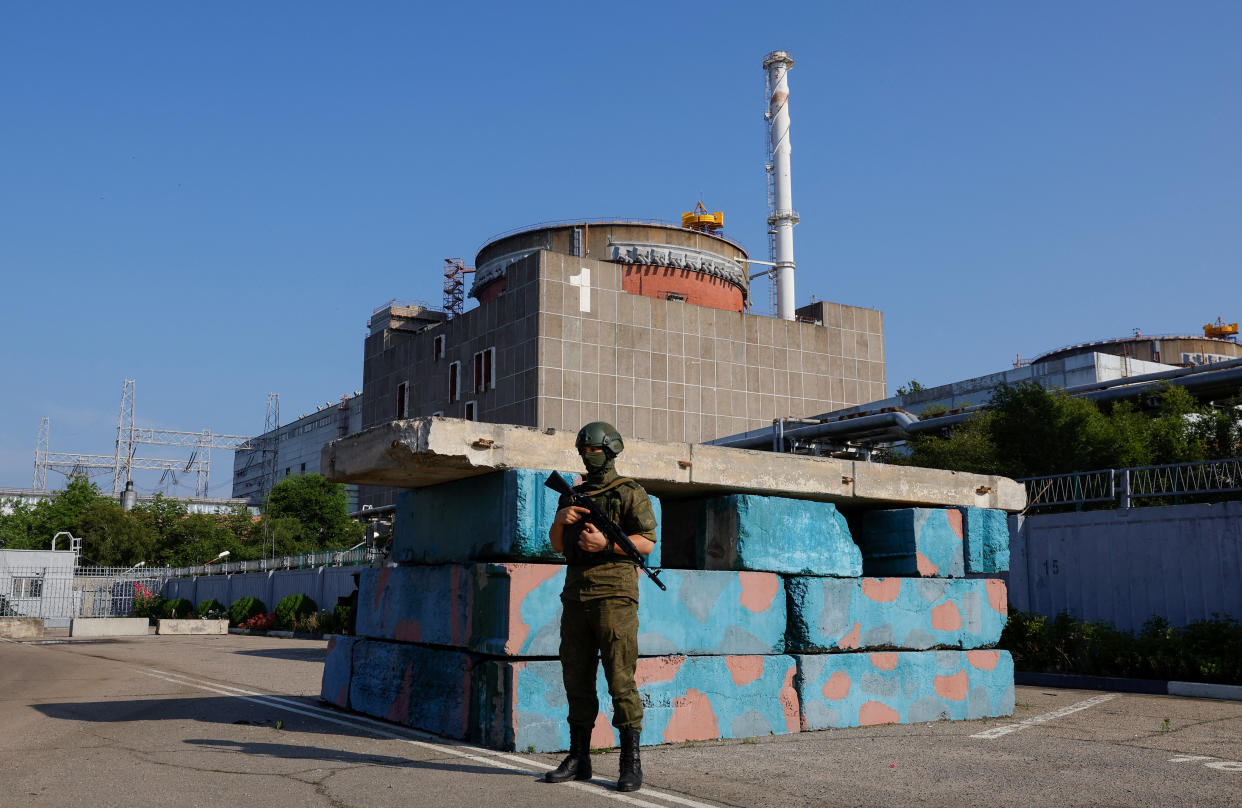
<box><xmin>133</xmin><ymin>587</ymin><xmax>353</xmax><ymax>634</ymax></box>
<box><xmin>1000</xmin><ymin>610</ymin><xmax>1242</xmax><ymax>685</ymax></box>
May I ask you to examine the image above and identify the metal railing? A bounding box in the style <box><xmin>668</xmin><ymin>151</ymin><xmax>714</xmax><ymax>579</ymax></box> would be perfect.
<box><xmin>167</xmin><ymin>546</ymin><xmax>382</xmax><ymax>578</ymax></box>
<box><xmin>0</xmin><ymin>566</ymin><xmax>167</xmax><ymax>620</ymax></box>
<box><xmin>1021</xmin><ymin>457</ymin><xmax>1242</xmax><ymax>510</ymax></box>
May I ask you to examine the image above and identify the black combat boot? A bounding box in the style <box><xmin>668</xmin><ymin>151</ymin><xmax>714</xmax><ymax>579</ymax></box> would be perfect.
<box><xmin>545</xmin><ymin>724</ymin><xmax>592</xmax><ymax>783</ymax></box>
<box><xmin>616</xmin><ymin>728</ymin><xmax>642</xmax><ymax>792</ymax></box>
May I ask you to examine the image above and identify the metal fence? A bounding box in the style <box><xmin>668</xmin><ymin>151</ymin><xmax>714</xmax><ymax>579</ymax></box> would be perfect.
<box><xmin>1021</xmin><ymin>456</ymin><xmax>1242</xmax><ymax>510</ymax></box>
<box><xmin>0</xmin><ymin>565</ymin><xmax>168</xmax><ymax>620</ymax></box>
<box><xmin>166</xmin><ymin>546</ymin><xmax>382</xmax><ymax>578</ymax></box>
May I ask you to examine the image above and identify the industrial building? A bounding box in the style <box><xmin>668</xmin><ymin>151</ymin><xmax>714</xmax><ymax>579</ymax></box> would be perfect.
<box><xmin>1032</xmin><ymin>320</ymin><xmax>1242</xmax><ymax>368</ymax></box>
<box><xmin>232</xmin><ymin>393</ymin><xmax>363</xmax><ymax>511</ymax></box>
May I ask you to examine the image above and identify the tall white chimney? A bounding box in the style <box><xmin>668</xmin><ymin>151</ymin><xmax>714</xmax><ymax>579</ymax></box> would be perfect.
<box><xmin>764</xmin><ymin>50</ymin><xmax>799</xmax><ymax>320</ymax></box>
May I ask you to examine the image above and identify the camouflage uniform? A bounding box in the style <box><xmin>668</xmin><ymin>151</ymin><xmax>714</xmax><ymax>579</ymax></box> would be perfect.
<box><xmin>558</xmin><ymin>469</ymin><xmax>658</xmax><ymax>731</ymax></box>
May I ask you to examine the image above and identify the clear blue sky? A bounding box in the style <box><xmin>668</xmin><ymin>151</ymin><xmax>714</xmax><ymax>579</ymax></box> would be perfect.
<box><xmin>2</xmin><ymin>1</ymin><xmax>1239</xmax><ymax>496</ymax></box>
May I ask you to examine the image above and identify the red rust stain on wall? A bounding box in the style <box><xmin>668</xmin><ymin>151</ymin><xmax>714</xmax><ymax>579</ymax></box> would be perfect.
<box><xmin>859</xmin><ymin>701</ymin><xmax>900</xmax><ymax>727</ymax></box>
<box><xmin>636</xmin><ymin>655</ymin><xmax>686</xmax><ymax>685</ymax></box>
<box><xmin>373</xmin><ymin>567</ymin><xmax>392</xmax><ymax>612</ymax></box>
<box><xmin>860</xmin><ymin>578</ymin><xmax>901</xmax><ymax>602</ymax></box>
<box><xmin>394</xmin><ymin>619</ymin><xmax>422</xmax><ymax>643</ymax></box>
<box><xmin>663</xmin><ymin>689</ymin><xmax>720</xmax><ymax>743</ymax></box>
<box><xmin>385</xmin><ymin>661</ymin><xmax>414</xmax><ymax>723</ymax></box>
<box><xmin>935</xmin><ymin>670</ymin><xmax>970</xmax><ymax>701</ymax></box>
<box><xmin>931</xmin><ymin>601</ymin><xmax>962</xmax><ymax>632</ymax></box>
<box><xmin>738</xmin><ymin>572</ymin><xmax>780</xmax><ymax>612</ymax></box>
<box><xmin>967</xmin><ymin>650</ymin><xmax>1000</xmax><ymax>671</ymax></box>
<box><xmin>821</xmin><ymin>671</ymin><xmax>852</xmax><ymax>701</ymax></box>
<box><xmin>726</xmin><ymin>656</ymin><xmax>765</xmax><ymax>686</ymax></box>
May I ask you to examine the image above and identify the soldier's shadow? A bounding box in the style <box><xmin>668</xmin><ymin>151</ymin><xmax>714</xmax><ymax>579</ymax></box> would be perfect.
<box><xmin>184</xmin><ymin>738</ymin><xmax>535</xmax><ymax>777</ymax></box>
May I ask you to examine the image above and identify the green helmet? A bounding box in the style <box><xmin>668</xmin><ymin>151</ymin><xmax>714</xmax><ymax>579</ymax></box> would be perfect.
<box><xmin>576</xmin><ymin>421</ymin><xmax>624</xmax><ymax>456</ymax></box>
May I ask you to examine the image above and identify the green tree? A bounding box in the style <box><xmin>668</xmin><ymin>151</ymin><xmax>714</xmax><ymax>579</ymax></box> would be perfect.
<box><xmin>76</xmin><ymin>500</ymin><xmax>158</xmax><ymax>566</ymax></box>
<box><xmin>0</xmin><ymin>476</ymin><xmax>109</xmax><ymax>550</ymax></box>
<box><xmin>266</xmin><ymin>474</ymin><xmax>361</xmax><ymax>549</ymax></box>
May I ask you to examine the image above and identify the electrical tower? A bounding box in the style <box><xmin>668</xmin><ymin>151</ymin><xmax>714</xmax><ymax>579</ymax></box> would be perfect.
<box><xmin>33</xmin><ymin>418</ymin><xmax>49</xmax><ymax>489</ymax></box>
<box><xmin>260</xmin><ymin>393</ymin><xmax>280</xmax><ymax>560</ymax></box>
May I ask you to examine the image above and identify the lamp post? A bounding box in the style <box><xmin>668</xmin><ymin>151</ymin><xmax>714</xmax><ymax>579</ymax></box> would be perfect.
<box><xmin>204</xmin><ymin>550</ymin><xmax>230</xmax><ymax>568</ymax></box>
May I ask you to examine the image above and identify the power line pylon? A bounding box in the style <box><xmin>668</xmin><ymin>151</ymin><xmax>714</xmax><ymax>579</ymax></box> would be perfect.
<box><xmin>260</xmin><ymin>393</ymin><xmax>280</xmax><ymax>560</ymax></box>
<box><xmin>33</xmin><ymin>418</ymin><xmax>49</xmax><ymax>489</ymax></box>
<box><xmin>112</xmin><ymin>379</ymin><xmax>136</xmax><ymax>496</ymax></box>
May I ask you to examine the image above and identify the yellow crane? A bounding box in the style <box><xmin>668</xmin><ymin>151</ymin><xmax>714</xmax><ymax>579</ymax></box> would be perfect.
<box><xmin>1204</xmin><ymin>318</ymin><xmax>1239</xmax><ymax>338</ymax></box>
<box><xmin>681</xmin><ymin>201</ymin><xmax>724</xmax><ymax>233</ymax></box>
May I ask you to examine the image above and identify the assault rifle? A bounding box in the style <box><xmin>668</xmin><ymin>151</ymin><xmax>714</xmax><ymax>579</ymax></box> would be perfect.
<box><xmin>544</xmin><ymin>471</ymin><xmax>667</xmax><ymax>591</ymax></box>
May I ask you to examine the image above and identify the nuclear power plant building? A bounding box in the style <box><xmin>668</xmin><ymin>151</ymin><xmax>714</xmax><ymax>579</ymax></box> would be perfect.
<box><xmin>359</xmin><ymin>220</ymin><xmax>886</xmax><ymax>508</ymax></box>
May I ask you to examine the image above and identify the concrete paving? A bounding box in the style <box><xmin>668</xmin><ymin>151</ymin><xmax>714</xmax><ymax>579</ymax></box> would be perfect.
<box><xmin>3</xmin><ymin>633</ymin><xmax>1240</xmax><ymax>807</ymax></box>
<box><xmin>321</xmin><ymin>417</ymin><xmax>1025</xmax><ymax>511</ymax></box>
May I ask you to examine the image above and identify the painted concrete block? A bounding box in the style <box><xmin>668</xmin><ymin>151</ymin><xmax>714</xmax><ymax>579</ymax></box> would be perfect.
<box><xmin>857</xmin><ymin>509</ymin><xmax>965</xmax><ymax>577</ymax></box>
<box><xmin>70</xmin><ymin>618</ymin><xmax>149</xmax><ymax>637</ymax></box>
<box><xmin>698</xmin><ymin>494</ymin><xmax>861</xmax><ymax>576</ymax></box>
<box><xmin>794</xmin><ymin>650</ymin><xmax>1014</xmax><ymax>730</ymax></box>
<box><xmin>785</xmin><ymin>577</ymin><xmax>1008</xmax><ymax>652</ymax></box>
<box><xmin>956</xmin><ymin>507</ymin><xmax>1010</xmax><ymax>573</ymax></box>
<box><xmin>320</xmin><ymin>634</ymin><xmax>357</xmax><ymax>708</ymax></box>
<box><xmin>392</xmin><ymin>468</ymin><xmax>662</xmax><ymax>565</ymax></box>
<box><xmin>355</xmin><ymin>565</ymin><xmax>473</xmax><ymax>646</ymax></box>
<box><xmin>156</xmin><ymin>618</ymin><xmax>228</xmax><ymax>635</ymax></box>
<box><xmin>358</xmin><ymin>563</ymin><xmax>786</xmax><ymax>657</ymax></box>
<box><xmin>475</xmin><ymin>654</ymin><xmax>800</xmax><ymax>752</ymax></box>
<box><xmin>348</xmin><ymin>640</ymin><xmax>475</xmax><ymax>740</ymax></box>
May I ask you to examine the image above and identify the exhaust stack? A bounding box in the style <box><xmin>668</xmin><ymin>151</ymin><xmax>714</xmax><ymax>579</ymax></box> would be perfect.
<box><xmin>763</xmin><ymin>50</ymin><xmax>799</xmax><ymax>320</ymax></box>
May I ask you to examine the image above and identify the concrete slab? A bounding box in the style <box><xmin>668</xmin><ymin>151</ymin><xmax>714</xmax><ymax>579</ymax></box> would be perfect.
<box><xmin>0</xmin><ymin>617</ymin><xmax>44</xmax><ymax>639</ymax></box>
<box><xmin>70</xmin><ymin>618</ymin><xmax>149</xmax><ymax>637</ymax></box>
<box><xmin>697</xmin><ymin>493</ymin><xmax>861</xmax><ymax>575</ymax></box>
<box><xmin>957</xmin><ymin>506</ymin><xmax>1011</xmax><ymax>573</ymax></box>
<box><xmin>355</xmin><ymin>564</ymin><xmax>787</xmax><ymax>657</ymax></box>
<box><xmin>320</xmin><ymin>634</ymin><xmax>357</xmax><ymax>708</ymax></box>
<box><xmin>794</xmin><ymin>649</ymin><xmax>1015</xmax><ymax>730</ymax></box>
<box><xmin>785</xmin><ymin>577</ymin><xmax>1008</xmax><ymax>652</ymax></box>
<box><xmin>156</xmin><ymin>619</ymin><xmax>227</xmax><ymax>635</ymax></box>
<box><xmin>348</xmin><ymin>639</ymin><xmax>474</xmax><ymax>740</ymax></box>
<box><xmin>391</xmin><ymin>468</ymin><xmax>662</xmax><ymax>565</ymax></box>
<box><xmin>857</xmin><ymin>508</ymin><xmax>966</xmax><ymax>577</ymax></box>
<box><xmin>322</xmin><ymin>417</ymin><xmax>1026</xmax><ymax>511</ymax></box>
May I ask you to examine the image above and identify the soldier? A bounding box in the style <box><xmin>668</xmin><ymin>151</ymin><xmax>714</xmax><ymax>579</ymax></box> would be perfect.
<box><xmin>545</xmin><ymin>421</ymin><xmax>657</xmax><ymax>793</ymax></box>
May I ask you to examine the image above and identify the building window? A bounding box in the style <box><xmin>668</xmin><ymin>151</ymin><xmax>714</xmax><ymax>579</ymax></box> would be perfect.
<box><xmin>12</xmin><ymin>577</ymin><xmax>42</xmax><ymax>598</ymax></box>
<box><xmin>473</xmin><ymin>347</ymin><xmax>496</xmax><ymax>393</ymax></box>
<box><xmin>449</xmin><ymin>361</ymin><xmax>461</xmax><ymax>403</ymax></box>
<box><xmin>464</xmin><ymin>401</ymin><xmax>477</xmax><ymax>421</ymax></box>
<box><xmin>396</xmin><ymin>381</ymin><xmax>408</xmax><ymax>418</ymax></box>
<box><xmin>433</xmin><ymin>334</ymin><xmax>445</xmax><ymax>361</ymax></box>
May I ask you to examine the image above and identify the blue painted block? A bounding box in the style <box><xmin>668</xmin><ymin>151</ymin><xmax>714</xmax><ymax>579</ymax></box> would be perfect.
<box><xmin>794</xmin><ymin>650</ymin><xmax>1015</xmax><ymax>730</ymax></box>
<box><xmin>698</xmin><ymin>494</ymin><xmax>861</xmax><ymax>576</ymax></box>
<box><xmin>956</xmin><ymin>507</ymin><xmax>1011</xmax><ymax>573</ymax></box>
<box><xmin>785</xmin><ymin>577</ymin><xmax>1009</xmax><ymax>652</ymax></box>
<box><xmin>355</xmin><ymin>566</ymin><xmax>473</xmax><ymax>646</ymax></box>
<box><xmin>348</xmin><ymin>640</ymin><xmax>476</xmax><ymax>740</ymax></box>
<box><xmin>477</xmin><ymin>654</ymin><xmax>801</xmax><ymax>752</ymax></box>
<box><xmin>857</xmin><ymin>509</ymin><xmax>965</xmax><ymax>577</ymax></box>
<box><xmin>392</xmin><ymin>468</ymin><xmax>661</xmax><ymax>565</ymax></box>
<box><xmin>320</xmin><ymin>634</ymin><xmax>357</xmax><ymax>708</ymax></box>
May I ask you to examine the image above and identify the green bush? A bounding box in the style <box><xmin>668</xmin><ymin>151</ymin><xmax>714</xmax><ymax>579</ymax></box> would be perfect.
<box><xmin>333</xmin><ymin>603</ymin><xmax>353</xmax><ymax>635</ymax></box>
<box><xmin>228</xmin><ymin>596</ymin><xmax>267</xmax><ymax>627</ymax></box>
<box><xmin>274</xmin><ymin>593</ymin><xmax>318</xmax><ymax>629</ymax></box>
<box><xmin>1001</xmin><ymin>609</ymin><xmax>1242</xmax><ymax>685</ymax></box>
<box><xmin>162</xmin><ymin>598</ymin><xmax>194</xmax><ymax>619</ymax></box>
<box><xmin>196</xmin><ymin>598</ymin><xmax>224</xmax><ymax>617</ymax></box>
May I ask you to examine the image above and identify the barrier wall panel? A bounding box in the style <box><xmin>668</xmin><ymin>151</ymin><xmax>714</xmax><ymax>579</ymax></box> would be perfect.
<box><xmin>348</xmin><ymin>640</ymin><xmax>475</xmax><ymax>740</ymax></box>
<box><xmin>786</xmin><ymin>578</ymin><xmax>1008</xmax><ymax>652</ymax></box>
<box><xmin>355</xmin><ymin>566</ymin><xmax>473</xmax><ymax>646</ymax></box>
<box><xmin>794</xmin><ymin>650</ymin><xmax>1014</xmax><ymax>731</ymax></box>
<box><xmin>320</xmin><ymin>634</ymin><xmax>357</xmax><ymax>708</ymax></box>
<box><xmin>857</xmin><ymin>509</ymin><xmax>965</xmax><ymax>578</ymax></box>
<box><xmin>698</xmin><ymin>494</ymin><xmax>861</xmax><ymax>576</ymax></box>
<box><xmin>392</xmin><ymin>468</ymin><xmax>662</xmax><ymax>565</ymax></box>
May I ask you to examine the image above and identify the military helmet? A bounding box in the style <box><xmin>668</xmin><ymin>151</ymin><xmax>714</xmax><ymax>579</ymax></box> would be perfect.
<box><xmin>576</xmin><ymin>421</ymin><xmax>624</xmax><ymax>456</ymax></box>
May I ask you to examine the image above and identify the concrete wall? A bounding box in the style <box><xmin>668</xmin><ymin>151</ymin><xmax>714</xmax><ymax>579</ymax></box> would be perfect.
<box><xmin>162</xmin><ymin>566</ymin><xmax>360</xmax><ymax>614</ymax></box>
<box><xmin>1008</xmin><ymin>501</ymin><xmax>1242</xmax><ymax>631</ymax></box>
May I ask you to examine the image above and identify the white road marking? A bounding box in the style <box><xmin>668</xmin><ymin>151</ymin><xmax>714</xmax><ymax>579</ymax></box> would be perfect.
<box><xmin>971</xmin><ymin>694</ymin><xmax>1118</xmax><ymax>739</ymax></box>
<box><xmin>142</xmin><ymin>668</ymin><xmax>724</xmax><ymax>808</ymax></box>
<box><xmin>1169</xmin><ymin>755</ymin><xmax>1214</xmax><ymax>763</ymax></box>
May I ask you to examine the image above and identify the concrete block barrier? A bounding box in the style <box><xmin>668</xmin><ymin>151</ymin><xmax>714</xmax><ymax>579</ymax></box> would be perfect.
<box><xmin>70</xmin><ymin>618</ymin><xmax>149</xmax><ymax>637</ymax></box>
<box><xmin>349</xmin><ymin>640</ymin><xmax>475</xmax><ymax>740</ymax></box>
<box><xmin>156</xmin><ymin>619</ymin><xmax>228</xmax><ymax>635</ymax></box>
<box><xmin>0</xmin><ymin>617</ymin><xmax>44</xmax><ymax>639</ymax></box>
<box><xmin>857</xmin><ymin>509</ymin><xmax>965</xmax><ymax>577</ymax></box>
<box><xmin>356</xmin><ymin>564</ymin><xmax>787</xmax><ymax>657</ymax></box>
<box><xmin>320</xmin><ymin>635</ymin><xmax>358</xmax><ymax>708</ymax></box>
<box><xmin>956</xmin><ymin>507</ymin><xmax>1010</xmax><ymax>573</ymax></box>
<box><xmin>391</xmin><ymin>468</ymin><xmax>662</xmax><ymax>565</ymax></box>
<box><xmin>794</xmin><ymin>650</ymin><xmax>1015</xmax><ymax>730</ymax></box>
<box><xmin>474</xmin><ymin>654</ymin><xmax>800</xmax><ymax>752</ymax></box>
<box><xmin>698</xmin><ymin>494</ymin><xmax>861</xmax><ymax>575</ymax></box>
<box><xmin>785</xmin><ymin>577</ymin><xmax>1008</xmax><ymax>652</ymax></box>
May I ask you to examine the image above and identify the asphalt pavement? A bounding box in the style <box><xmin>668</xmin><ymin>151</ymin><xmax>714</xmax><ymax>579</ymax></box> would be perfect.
<box><xmin>2</xmin><ymin>633</ymin><xmax>1240</xmax><ymax>808</ymax></box>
